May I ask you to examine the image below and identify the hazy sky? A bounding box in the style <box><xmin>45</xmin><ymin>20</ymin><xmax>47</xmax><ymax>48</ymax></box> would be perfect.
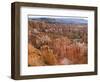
<box><xmin>28</xmin><ymin>15</ymin><xmax>88</xmax><ymax>21</ymax></box>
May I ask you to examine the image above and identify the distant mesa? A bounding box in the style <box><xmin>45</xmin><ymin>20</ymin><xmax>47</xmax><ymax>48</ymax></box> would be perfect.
<box><xmin>29</xmin><ymin>17</ymin><xmax>88</xmax><ymax>24</ymax></box>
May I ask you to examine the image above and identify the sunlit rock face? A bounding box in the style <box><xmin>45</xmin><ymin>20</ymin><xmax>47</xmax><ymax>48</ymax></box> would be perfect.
<box><xmin>28</xmin><ymin>44</ymin><xmax>45</xmax><ymax>66</ymax></box>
